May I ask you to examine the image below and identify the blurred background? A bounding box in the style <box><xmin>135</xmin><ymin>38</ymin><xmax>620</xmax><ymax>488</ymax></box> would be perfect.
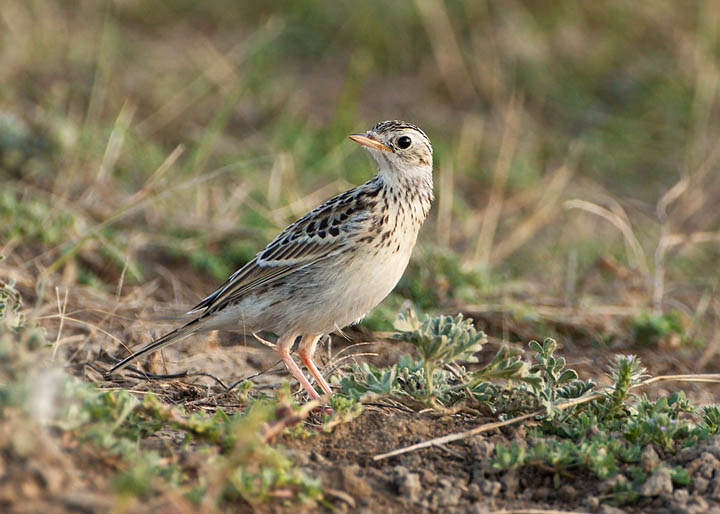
<box><xmin>2</xmin><ymin>0</ymin><xmax>720</xmax><ymax>369</ymax></box>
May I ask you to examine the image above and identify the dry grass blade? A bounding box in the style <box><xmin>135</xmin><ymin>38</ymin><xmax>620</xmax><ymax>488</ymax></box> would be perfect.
<box><xmin>461</xmin><ymin>302</ymin><xmax>643</xmax><ymax>320</ymax></box>
<box><xmin>328</xmin><ymin>341</ymin><xmax>377</xmax><ymax>360</ymax></box>
<box><xmin>323</xmin><ymin>352</ymin><xmax>379</xmax><ymax>379</ymax></box>
<box><xmin>474</xmin><ymin>98</ymin><xmax>521</xmax><ymax>266</ymax></box>
<box><xmin>373</xmin><ymin>373</ymin><xmax>720</xmax><ymax>461</ymax></box>
<box><xmin>490</xmin><ymin>158</ymin><xmax>574</xmax><ymax>264</ymax></box>
<box><xmin>655</xmin><ymin>227</ymin><xmax>720</xmax><ymax>312</ymax></box>
<box><xmin>117</xmin><ymin>367</ymin><xmax>228</xmax><ymax>390</ymax></box>
<box><xmin>96</xmin><ymin>100</ymin><xmax>137</xmax><ymax>182</ymax></box>
<box><xmin>54</xmin><ymin>315</ymin><xmax>127</xmax><ymax>347</ymax></box>
<box><xmin>657</xmin><ymin>174</ymin><xmax>689</xmax><ymax>221</ymax></box>
<box><xmin>324</xmin><ymin>489</ymin><xmax>356</xmax><ymax>509</ymax></box>
<box><xmin>414</xmin><ymin>0</ymin><xmax>475</xmax><ymax>103</ymax></box>
<box><xmin>563</xmin><ymin>198</ymin><xmax>648</xmax><ymax>279</ymax></box>
<box><xmin>653</xmin><ymin>174</ymin><xmax>691</xmax><ymax>312</ymax></box>
<box><xmin>51</xmin><ymin>287</ymin><xmax>69</xmax><ymax>361</ymax></box>
<box><xmin>662</xmin><ymin>231</ymin><xmax>720</xmax><ymax>248</ymax></box>
<box><xmin>642</xmin><ymin>374</ymin><xmax>720</xmax><ymax>384</ymax></box>
<box><xmin>436</xmin><ymin>162</ymin><xmax>454</xmax><ymax>248</ymax></box>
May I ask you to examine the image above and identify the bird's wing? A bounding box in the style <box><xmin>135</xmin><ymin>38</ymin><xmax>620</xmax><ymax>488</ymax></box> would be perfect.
<box><xmin>188</xmin><ymin>180</ymin><xmax>382</xmax><ymax>315</ymax></box>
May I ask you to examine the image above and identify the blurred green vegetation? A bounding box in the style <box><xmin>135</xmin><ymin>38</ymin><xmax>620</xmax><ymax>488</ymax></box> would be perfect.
<box><xmin>1</xmin><ymin>0</ymin><xmax>719</xmax><ymax>332</ymax></box>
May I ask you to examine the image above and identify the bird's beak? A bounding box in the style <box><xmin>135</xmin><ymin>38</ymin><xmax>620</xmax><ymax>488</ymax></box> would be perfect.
<box><xmin>348</xmin><ymin>132</ymin><xmax>392</xmax><ymax>152</ymax></box>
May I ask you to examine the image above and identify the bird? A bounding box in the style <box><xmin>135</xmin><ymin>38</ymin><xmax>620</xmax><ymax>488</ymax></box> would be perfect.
<box><xmin>107</xmin><ymin>120</ymin><xmax>434</xmax><ymax>400</ymax></box>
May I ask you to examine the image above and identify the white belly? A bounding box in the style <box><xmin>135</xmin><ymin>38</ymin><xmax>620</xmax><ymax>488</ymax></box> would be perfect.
<box><xmin>323</xmin><ymin>244</ymin><xmax>412</xmax><ymax>329</ymax></box>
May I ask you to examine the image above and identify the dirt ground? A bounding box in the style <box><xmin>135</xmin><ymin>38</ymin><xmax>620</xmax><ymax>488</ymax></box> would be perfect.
<box><xmin>28</xmin><ymin>340</ymin><xmax>720</xmax><ymax>512</ymax></box>
<box><xmin>280</xmin><ymin>411</ymin><xmax>720</xmax><ymax>513</ymax></box>
<box><xmin>3</xmin><ymin>253</ymin><xmax>720</xmax><ymax>513</ymax></box>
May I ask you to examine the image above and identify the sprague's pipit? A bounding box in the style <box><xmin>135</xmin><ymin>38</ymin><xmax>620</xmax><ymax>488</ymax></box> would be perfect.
<box><xmin>107</xmin><ymin>120</ymin><xmax>434</xmax><ymax>399</ymax></box>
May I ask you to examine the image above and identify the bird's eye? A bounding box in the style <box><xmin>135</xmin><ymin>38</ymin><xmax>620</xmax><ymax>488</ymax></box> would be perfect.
<box><xmin>396</xmin><ymin>136</ymin><xmax>412</xmax><ymax>149</ymax></box>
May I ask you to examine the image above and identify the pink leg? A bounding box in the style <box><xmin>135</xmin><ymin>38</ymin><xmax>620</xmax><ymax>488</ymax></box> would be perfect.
<box><xmin>277</xmin><ymin>333</ymin><xmax>320</xmax><ymax>400</ymax></box>
<box><xmin>298</xmin><ymin>334</ymin><xmax>333</xmax><ymax>396</ymax></box>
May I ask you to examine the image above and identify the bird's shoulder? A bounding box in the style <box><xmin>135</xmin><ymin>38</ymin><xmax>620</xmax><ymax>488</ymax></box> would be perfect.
<box><xmin>257</xmin><ymin>176</ymin><xmax>385</xmax><ymax>263</ymax></box>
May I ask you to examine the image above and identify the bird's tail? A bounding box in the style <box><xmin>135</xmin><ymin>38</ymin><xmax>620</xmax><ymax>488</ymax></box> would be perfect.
<box><xmin>106</xmin><ymin>316</ymin><xmax>204</xmax><ymax>375</ymax></box>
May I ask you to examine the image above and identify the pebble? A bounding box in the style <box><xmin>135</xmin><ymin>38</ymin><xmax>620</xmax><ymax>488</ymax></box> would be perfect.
<box><xmin>465</xmin><ymin>483</ymin><xmax>481</xmax><ymax>501</ymax></box>
<box><xmin>339</xmin><ymin>465</ymin><xmax>371</xmax><ymax>499</ymax></box>
<box><xmin>673</xmin><ymin>489</ymin><xmax>689</xmax><ymax>507</ymax></box>
<box><xmin>600</xmin><ymin>474</ymin><xmax>628</xmax><ymax>494</ymax></box>
<box><xmin>478</xmin><ymin>479</ymin><xmax>501</xmax><ymax>497</ymax></box>
<box><xmin>641</xmin><ymin>445</ymin><xmax>660</xmax><ymax>472</ymax></box>
<box><xmin>559</xmin><ymin>484</ymin><xmax>576</xmax><ymax>502</ymax></box>
<box><xmin>706</xmin><ymin>434</ymin><xmax>720</xmax><ymax>459</ymax></box>
<box><xmin>640</xmin><ymin>467</ymin><xmax>673</xmax><ymax>497</ymax></box>
<box><xmin>677</xmin><ymin>445</ymin><xmax>703</xmax><ymax>463</ymax></box>
<box><xmin>687</xmin><ymin>494</ymin><xmax>708</xmax><ymax>514</ymax></box>
<box><xmin>583</xmin><ymin>495</ymin><xmax>600</xmax><ymax>510</ymax></box>
<box><xmin>693</xmin><ymin>476</ymin><xmax>709</xmax><ymax>494</ymax></box>
<box><xmin>500</xmin><ymin>470</ymin><xmax>519</xmax><ymax>497</ymax></box>
<box><xmin>394</xmin><ymin>466</ymin><xmax>422</xmax><ymax>503</ymax></box>
<box><xmin>689</xmin><ymin>452</ymin><xmax>720</xmax><ymax>479</ymax></box>
<box><xmin>677</xmin><ymin>434</ymin><xmax>720</xmax><ymax>463</ymax></box>
<box><xmin>432</xmin><ymin>478</ymin><xmax>462</xmax><ymax>506</ymax></box>
<box><xmin>469</xmin><ymin>439</ymin><xmax>495</xmax><ymax>459</ymax></box>
<box><xmin>599</xmin><ymin>504</ymin><xmax>626</xmax><ymax>514</ymax></box>
<box><xmin>421</xmin><ymin>468</ymin><xmax>437</xmax><ymax>485</ymax></box>
<box><xmin>468</xmin><ymin>503</ymin><xmax>493</xmax><ymax>514</ymax></box>
<box><xmin>710</xmin><ymin>477</ymin><xmax>720</xmax><ymax>500</ymax></box>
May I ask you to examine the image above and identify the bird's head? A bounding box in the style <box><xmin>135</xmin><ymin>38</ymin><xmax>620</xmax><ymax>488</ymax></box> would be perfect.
<box><xmin>349</xmin><ymin>120</ymin><xmax>433</xmax><ymax>179</ymax></box>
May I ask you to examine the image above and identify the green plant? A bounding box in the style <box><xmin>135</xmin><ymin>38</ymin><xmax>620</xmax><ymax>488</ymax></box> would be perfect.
<box><xmin>339</xmin><ymin>315</ymin><xmax>598</xmax><ymax>416</ymax></box>
<box><xmin>631</xmin><ymin>311</ymin><xmax>685</xmax><ymax>346</ymax></box>
<box><xmin>527</xmin><ymin>338</ymin><xmax>588</xmax><ymax>416</ymax></box>
<box><xmin>602</xmin><ymin>354</ymin><xmax>647</xmax><ymax>418</ymax></box>
<box><xmin>340</xmin><ymin>313</ymin><xmax>567</xmax><ymax>414</ymax></box>
<box><xmin>393</xmin><ymin>310</ymin><xmax>486</xmax><ymax>402</ymax></box>
<box><xmin>0</xmin><ymin>279</ymin><xmax>24</xmax><ymax>330</ymax></box>
<box><xmin>699</xmin><ymin>405</ymin><xmax>720</xmax><ymax>435</ymax></box>
<box><xmin>487</xmin><ymin>351</ymin><xmax>717</xmax><ymax>503</ymax></box>
<box><xmin>0</xmin><ymin>187</ymin><xmax>77</xmax><ymax>245</ymax></box>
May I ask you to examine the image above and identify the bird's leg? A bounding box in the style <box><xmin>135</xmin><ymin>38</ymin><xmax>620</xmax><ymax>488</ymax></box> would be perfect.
<box><xmin>298</xmin><ymin>334</ymin><xmax>333</xmax><ymax>396</ymax></box>
<box><xmin>277</xmin><ymin>333</ymin><xmax>320</xmax><ymax>400</ymax></box>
